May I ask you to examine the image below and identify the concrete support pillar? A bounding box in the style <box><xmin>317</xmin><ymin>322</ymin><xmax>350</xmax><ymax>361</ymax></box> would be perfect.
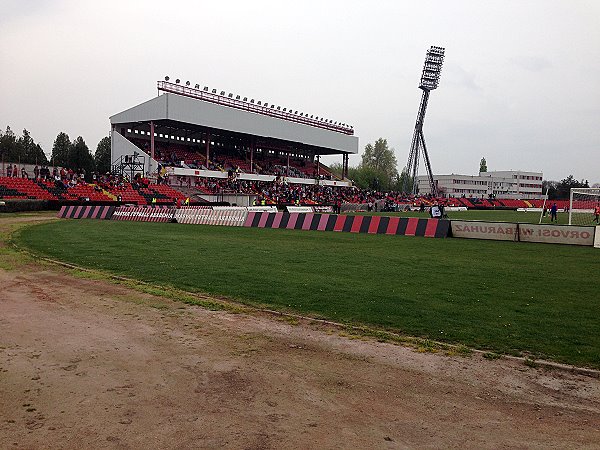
<box><xmin>150</xmin><ymin>121</ymin><xmax>155</xmax><ymax>166</ymax></box>
<box><xmin>342</xmin><ymin>153</ymin><xmax>349</xmax><ymax>179</ymax></box>
<box><xmin>316</xmin><ymin>154</ymin><xmax>320</xmax><ymax>178</ymax></box>
<box><xmin>205</xmin><ymin>133</ymin><xmax>211</xmax><ymax>166</ymax></box>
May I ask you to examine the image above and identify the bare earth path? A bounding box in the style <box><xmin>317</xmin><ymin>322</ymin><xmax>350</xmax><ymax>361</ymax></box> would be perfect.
<box><xmin>0</xmin><ymin>214</ymin><xmax>599</xmax><ymax>449</ymax></box>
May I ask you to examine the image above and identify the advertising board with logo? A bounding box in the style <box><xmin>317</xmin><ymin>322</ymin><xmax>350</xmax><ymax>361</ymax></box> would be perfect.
<box><xmin>450</xmin><ymin>221</ymin><xmax>518</xmax><ymax>241</ymax></box>
<box><xmin>518</xmin><ymin>224</ymin><xmax>595</xmax><ymax>246</ymax></box>
<box><xmin>451</xmin><ymin>221</ymin><xmax>596</xmax><ymax>246</ymax></box>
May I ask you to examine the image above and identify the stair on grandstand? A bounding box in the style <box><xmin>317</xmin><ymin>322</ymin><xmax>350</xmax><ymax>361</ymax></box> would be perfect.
<box><xmin>35</xmin><ymin>179</ymin><xmax>65</xmax><ymax>199</ymax></box>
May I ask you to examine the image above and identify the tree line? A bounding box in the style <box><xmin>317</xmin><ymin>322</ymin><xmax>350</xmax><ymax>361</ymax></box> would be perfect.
<box><xmin>0</xmin><ymin>126</ymin><xmax>112</xmax><ymax>180</ymax></box>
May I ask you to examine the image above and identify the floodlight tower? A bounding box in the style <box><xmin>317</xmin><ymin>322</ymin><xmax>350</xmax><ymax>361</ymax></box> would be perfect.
<box><xmin>403</xmin><ymin>46</ymin><xmax>445</xmax><ymax>196</ymax></box>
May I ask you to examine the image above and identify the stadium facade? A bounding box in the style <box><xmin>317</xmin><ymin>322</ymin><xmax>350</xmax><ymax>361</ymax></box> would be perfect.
<box><xmin>109</xmin><ymin>81</ymin><xmax>358</xmax><ymax>189</ymax></box>
<box><xmin>416</xmin><ymin>170</ymin><xmax>543</xmax><ymax>199</ymax></box>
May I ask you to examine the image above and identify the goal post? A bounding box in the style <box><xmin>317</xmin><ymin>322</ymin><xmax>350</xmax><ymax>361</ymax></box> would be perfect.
<box><xmin>569</xmin><ymin>188</ymin><xmax>600</xmax><ymax>225</ymax></box>
<box><xmin>539</xmin><ymin>187</ymin><xmax>549</xmax><ymax>224</ymax></box>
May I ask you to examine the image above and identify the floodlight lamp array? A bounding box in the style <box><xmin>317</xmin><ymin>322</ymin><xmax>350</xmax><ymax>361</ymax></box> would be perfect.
<box><xmin>158</xmin><ymin>77</ymin><xmax>354</xmax><ymax>135</ymax></box>
<box><xmin>419</xmin><ymin>46</ymin><xmax>445</xmax><ymax>91</ymax></box>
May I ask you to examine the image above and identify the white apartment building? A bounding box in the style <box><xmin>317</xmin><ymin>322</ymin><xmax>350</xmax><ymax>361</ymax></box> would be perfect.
<box><xmin>416</xmin><ymin>170</ymin><xmax>543</xmax><ymax>199</ymax></box>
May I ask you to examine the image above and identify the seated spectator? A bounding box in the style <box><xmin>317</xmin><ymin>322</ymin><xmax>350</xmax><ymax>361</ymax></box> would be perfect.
<box><xmin>54</xmin><ymin>175</ymin><xmax>67</xmax><ymax>189</ymax></box>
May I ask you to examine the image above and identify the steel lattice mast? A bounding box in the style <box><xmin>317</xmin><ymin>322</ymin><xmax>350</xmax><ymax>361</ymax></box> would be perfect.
<box><xmin>403</xmin><ymin>46</ymin><xmax>445</xmax><ymax>196</ymax></box>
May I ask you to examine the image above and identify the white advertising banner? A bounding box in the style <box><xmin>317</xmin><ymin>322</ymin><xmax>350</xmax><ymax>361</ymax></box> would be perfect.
<box><xmin>175</xmin><ymin>208</ymin><xmax>248</xmax><ymax>226</ymax></box>
<box><xmin>247</xmin><ymin>206</ymin><xmax>278</xmax><ymax>213</ymax></box>
<box><xmin>313</xmin><ymin>205</ymin><xmax>334</xmax><ymax>213</ymax></box>
<box><xmin>595</xmin><ymin>227</ymin><xmax>600</xmax><ymax>249</ymax></box>
<box><xmin>320</xmin><ymin>179</ymin><xmax>352</xmax><ymax>187</ymax></box>
<box><xmin>519</xmin><ymin>224</ymin><xmax>595</xmax><ymax>246</ymax></box>
<box><xmin>212</xmin><ymin>206</ymin><xmax>248</xmax><ymax>211</ymax></box>
<box><xmin>286</xmin><ymin>206</ymin><xmax>314</xmax><ymax>213</ymax></box>
<box><xmin>451</xmin><ymin>221</ymin><xmax>518</xmax><ymax>241</ymax></box>
<box><xmin>166</xmin><ymin>167</ymin><xmax>227</xmax><ymax>179</ymax></box>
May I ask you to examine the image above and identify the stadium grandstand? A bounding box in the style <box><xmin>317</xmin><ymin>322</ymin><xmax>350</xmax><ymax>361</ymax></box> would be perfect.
<box><xmin>109</xmin><ymin>78</ymin><xmax>359</xmax><ymax>205</ymax></box>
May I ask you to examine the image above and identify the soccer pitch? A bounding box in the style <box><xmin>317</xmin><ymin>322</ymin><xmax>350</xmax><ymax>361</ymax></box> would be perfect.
<box><xmin>18</xmin><ymin>218</ymin><xmax>600</xmax><ymax>368</ymax></box>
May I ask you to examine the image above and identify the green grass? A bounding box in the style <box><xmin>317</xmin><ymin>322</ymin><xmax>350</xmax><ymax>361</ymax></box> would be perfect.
<box><xmin>16</xmin><ymin>218</ymin><xmax>600</xmax><ymax>368</ymax></box>
<box><xmin>349</xmin><ymin>209</ymin><xmax>572</xmax><ymax>224</ymax></box>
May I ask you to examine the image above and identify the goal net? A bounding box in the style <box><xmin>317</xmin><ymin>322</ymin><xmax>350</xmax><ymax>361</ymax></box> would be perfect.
<box><xmin>569</xmin><ymin>188</ymin><xmax>600</xmax><ymax>225</ymax></box>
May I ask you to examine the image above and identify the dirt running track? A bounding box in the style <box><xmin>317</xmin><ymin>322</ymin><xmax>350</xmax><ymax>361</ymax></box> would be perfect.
<box><xmin>0</xmin><ymin>215</ymin><xmax>599</xmax><ymax>449</ymax></box>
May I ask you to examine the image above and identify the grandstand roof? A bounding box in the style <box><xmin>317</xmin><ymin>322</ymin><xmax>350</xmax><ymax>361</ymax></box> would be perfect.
<box><xmin>110</xmin><ymin>91</ymin><xmax>358</xmax><ymax>156</ymax></box>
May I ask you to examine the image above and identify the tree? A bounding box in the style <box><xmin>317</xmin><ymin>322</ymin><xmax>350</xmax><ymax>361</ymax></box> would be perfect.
<box><xmin>479</xmin><ymin>157</ymin><xmax>487</xmax><ymax>173</ymax></box>
<box><xmin>398</xmin><ymin>166</ymin><xmax>414</xmax><ymax>193</ymax></box>
<box><xmin>95</xmin><ymin>136</ymin><xmax>112</xmax><ymax>174</ymax></box>
<box><xmin>30</xmin><ymin>144</ymin><xmax>49</xmax><ymax>165</ymax></box>
<box><xmin>328</xmin><ymin>162</ymin><xmax>343</xmax><ymax>178</ymax></box>
<box><xmin>0</xmin><ymin>126</ymin><xmax>18</xmax><ymax>162</ymax></box>
<box><xmin>51</xmin><ymin>132</ymin><xmax>71</xmax><ymax>167</ymax></box>
<box><xmin>67</xmin><ymin>136</ymin><xmax>95</xmax><ymax>180</ymax></box>
<box><xmin>0</xmin><ymin>127</ymin><xmax>47</xmax><ymax>165</ymax></box>
<box><xmin>18</xmin><ymin>129</ymin><xmax>48</xmax><ymax>165</ymax></box>
<box><xmin>329</xmin><ymin>163</ymin><xmax>387</xmax><ymax>190</ymax></box>
<box><xmin>555</xmin><ymin>175</ymin><xmax>589</xmax><ymax>199</ymax></box>
<box><xmin>19</xmin><ymin>129</ymin><xmax>35</xmax><ymax>163</ymax></box>
<box><xmin>348</xmin><ymin>165</ymin><xmax>389</xmax><ymax>191</ymax></box>
<box><xmin>329</xmin><ymin>163</ymin><xmax>389</xmax><ymax>190</ymax></box>
<box><xmin>360</xmin><ymin>138</ymin><xmax>398</xmax><ymax>190</ymax></box>
<box><xmin>542</xmin><ymin>180</ymin><xmax>558</xmax><ymax>200</ymax></box>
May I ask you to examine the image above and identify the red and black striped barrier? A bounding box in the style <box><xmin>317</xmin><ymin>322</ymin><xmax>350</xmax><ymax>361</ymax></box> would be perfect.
<box><xmin>57</xmin><ymin>205</ymin><xmax>116</xmax><ymax>220</ymax></box>
<box><xmin>243</xmin><ymin>212</ymin><xmax>450</xmax><ymax>238</ymax></box>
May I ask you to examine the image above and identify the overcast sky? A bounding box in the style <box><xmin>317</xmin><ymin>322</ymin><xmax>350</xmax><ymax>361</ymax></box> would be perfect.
<box><xmin>1</xmin><ymin>0</ymin><xmax>598</xmax><ymax>182</ymax></box>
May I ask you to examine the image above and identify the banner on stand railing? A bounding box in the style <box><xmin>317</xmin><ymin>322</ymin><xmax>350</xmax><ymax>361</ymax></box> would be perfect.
<box><xmin>111</xmin><ymin>206</ymin><xmax>175</xmax><ymax>222</ymax></box>
<box><xmin>174</xmin><ymin>208</ymin><xmax>248</xmax><ymax>226</ymax></box>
